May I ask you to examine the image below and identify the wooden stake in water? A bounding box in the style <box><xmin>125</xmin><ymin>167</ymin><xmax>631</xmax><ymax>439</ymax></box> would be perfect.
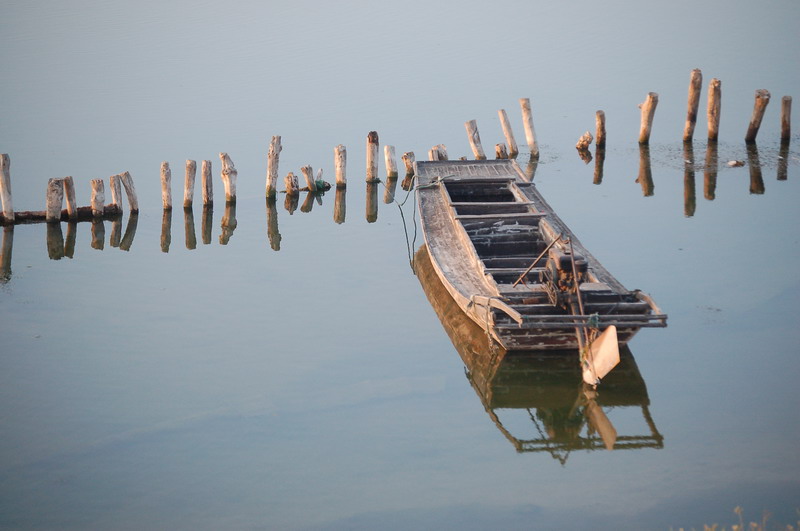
<box><xmin>90</xmin><ymin>179</ymin><xmax>105</xmax><ymax>217</ymax></box>
<box><xmin>683</xmin><ymin>69</ymin><xmax>703</xmax><ymax>142</ymax></box>
<box><xmin>707</xmin><ymin>78</ymin><xmax>722</xmax><ymax>142</ymax></box>
<box><xmin>109</xmin><ymin>173</ymin><xmax>123</xmax><ymax>208</ymax></box>
<box><xmin>335</xmin><ymin>144</ymin><xmax>347</xmax><ymax>187</ymax></box>
<box><xmin>284</xmin><ymin>172</ymin><xmax>299</xmax><ymax>196</ymax></box>
<box><xmin>120</xmin><ymin>171</ymin><xmax>139</xmax><ymax>213</ymax></box>
<box><xmin>201</xmin><ymin>160</ymin><xmax>213</xmax><ymax>206</ymax></box>
<box><xmin>519</xmin><ymin>98</ymin><xmax>539</xmax><ymax>159</ymax></box>
<box><xmin>384</xmin><ymin>145</ymin><xmax>398</xmax><ymax>178</ymax></box>
<box><xmin>595</xmin><ymin>110</ymin><xmax>606</xmax><ymax>148</ymax></box>
<box><xmin>0</xmin><ymin>154</ymin><xmax>13</xmax><ymax>223</ymax></box>
<box><xmin>464</xmin><ymin>120</ymin><xmax>486</xmax><ymax>160</ymax></box>
<box><xmin>638</xmin><ymin>92</ymin><xmax>659</xmax><ymax>144</ymax></box>
<box><xmin>781</xmin><ymin>96</ymin><xmax>792</xmax><ymax>143</ymax></box>
<box><xmin>366</xmin><ymin>131</ymin><xmax>379</xmax><ymax>182</ymax></box>
<box><xmin>576</xmin><ymin>131</ymin><xmax>593</xmax><ymax>150</ymax></box>
<box><xmin>401</xmin><ymin>151</ymin><xmax>415</xmax><ymax>176</ymax></box>
<box><xmin>428</xmin><ymin>144</ymin><xmax>448</xmax><ymax>161</ymax></box>
<box><xmin>266</xmin><ymin>136</ymin><xmax>282</xmax><ymax>198</ymax></box>
<box><xmin>495</xmin><ymin>143</ymin><xmax>508</xmax><ymax>159</ymax></box>
<box><xmin>62</xmin><ymin>176</ymin><xmax>78</xmax><ymax>220</ymax></box>
<box><xmin>184</xmin><ymin>160</ymin><xmax>197</xmax><ymax>208</ymax></box>
<box><xmin>745</xmin><ymin>89</ymin><xmax>771</xmax><ymax>143</ymax></box>
<box><xmin>300</xmin><ymin>165</ymin><xmax>317</xmax><ymax>193</ymax></box>
<box><xmin>219</xmin><ymin>153</ymin><xmax>237</xmax><ymax>202</ymax></box>
<box><xmin>334</xmin><ymin>187</ymin><xmax>346</xmax><ymax>224</ymax></box>
<box><xmin>498</xmin><ymin>109</ymin><xmax>519</xmax><ymax>158</ymax></box>
<box><xmin>161</xmin><ymin>161</ymin><xmax>172</xmax><ymax>209</ymax></box>
<box><xmin>46</xmin><ymin>178</ymin><xmax>64</xmax><ymax>222</ymax></box>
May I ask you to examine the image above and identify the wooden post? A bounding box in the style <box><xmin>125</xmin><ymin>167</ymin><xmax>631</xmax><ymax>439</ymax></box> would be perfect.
<box><xmin>704</xmin><ymin>142</ymin><xmax>718</xmax><ymax>200</ymax></box>
<box><xmin>266</xmin><ymin>136</ymin><xmax>282</xmax><ymax>199</ymax></box>
<box><xmin>219</xmin><ymin>153</ymin><xmax>237</xmax><ymax>202</ymax></box>
<box><xmin>428</xmin><ymin>148</ymin><xmax>438</xmax><ymax>161</ymax></box>
<box><xmin>335</xmin><ymin>144</ymin><xmax>347</xmax><ymax>187</ymax></box>
<box><xmin>91</xmin><ymin>219</ymin><xmax>105</xmax><ymax>250</ymax></box>
<box><xmin>781</xmin><ymin>96</ymin><xmax>792</xmax><ymax>143</ymax></box>
<box><xmin>1</xmin><ymin>226</ymin><xmax>13</xmax><ymax>282</ymax></box>
<box><xmin>683</xmin><ymin>142</ymin><xmax>696</xmax><ymax>217</ymax></box>
<box><xmin>184</xmin><ymin>160</ymin><xmax>197</xmax><ymax>208</ymax></box>
<box><xmin>119</xmin><ymin>213</ymin><xmax>138</xmax><ymax>251</ymax></box>
<box><xmin>46</xmin><ymin>178</ymin><xmax>64</xmax><ymax>222</ymax></box>
<box><xmin>498</xmin><ymin>109</ymin><xmax>519</xmax><ymax>158</ymax></box>
<box><xmin>366</xmin><ymin>181</ymin><xmax>378</xmax><ymax>223</ymax></box>
<box><xmin>90</xmin><ymin>179</ymin><xmax>105</xmax><ymax>217</ymax></box>
<box><xmin>160</xmin><ymin>208</ymin><xmax>171</xmax><ymax>253</ymax></box>
<box><xmin>184</xmin><ymin>207</ymin><xmax>197</xmax><ymax>250</ymax></box>
<box><xmin>576</xmin><ymin>131</ymin><xmax>593</xmax><ymax>150</ymax></box>
<box><xmin>384</xmin><ymin>145</ymin><xmax>399</xmax><ymax>178</ymax></box>
<box><xmin>366</xmin><ymin>131</ymin><xmax>379</xmax><ymax>182</ymax></box>
<box><xmin>595</xmin><ymin>111</ymin><xmax>606</xmax><ymax>148</ymax></box>
<box><xmin>120</xmin><ymin>171</ymin><xmax>139</xmax><ymax>213</ymax></box>
<box><xmin>429</xmin><ymin>144</ymin><xmax>448</xmax><ymax>161</ymax></box>
<box><xmin>519</xmin><ymin>98</ymin><xmax>539</xmax><ymax>159</ymax></box>
<box><xmin>109</xmin><ymin>173</ymin><xmax>123</xmax><ymax>207</ymax></box>
<box><xmin>61</xmin><ymin>176</ymin><xmax>78</xmax><ymax>220</ymax></box>
<box><xmin>495</xmin><ymin>143</ymin><xmax>508</xmax><ymax>159</ymax></box>
<box><xmin>220</xmin><ymin>203</ymin><xmax>236</xmax><ymax>244</ymax></box>
<box><xmin>334</xmin><ymin>187</ymin><xmax>346</xmax><ymax>224</ymax></box>
<box><xmin>383</xmin><ymin>176</ymin><xmax>397</xmax><ymax>204</ymax></box>
<box><xmin>683</xmin><ymin>69</ymin><xmax>703</xmax><ymax>142</ymax></box>
<box><xmin>284</xmin><ymin>172</ymin><xmax>299</xmax><ymax>196</ymax></box>
<box><xmin>161</xmin><ymin>162</ymin><xmax>172</xmax><ymax>209</ymax></box>
<box><xmin>401</xmin><ymin>151</ymin><xmax>415</xmax><ymax>176</ymax></box>
<box><xmin>707</xmin><ymin>78</ymin><xmax>722</xmax><ymax>142</ymax></box>
<box><xmin>745</xmin><ymin>89</ymin><xmax>771</xmax><ymax>143</ymax></box>
<box><xmin>201</xmin><ymin>205</ymin><xmax>213</xmax><ymax>245</ymax></box>
<box><xmin>300</xmin><ymin>165</ymin><xmax>317</xmax><ymax>193</ymax></box>
<box><xmin>464</xmin><ymin>120</ymin><xmax>486</xmax><ymax>160</ymax></box>
<box><xmin>266</xmin><ymin>198</ymin><xmax>280</xmax><ymax>251</ymax></box>
<box><xmin>201</xmin><ymin>160</ymin><xmax>213</xmax><ymax>206</ymax></box>
<box><xmin>0</xmin><ymin>154</ymin><xmax>12</xmax><ymax>224</ymax></box>
<box><xmin>638</xmin><ymin>92</ymin><xmax>659</xmax><ymax>144</ymax></box>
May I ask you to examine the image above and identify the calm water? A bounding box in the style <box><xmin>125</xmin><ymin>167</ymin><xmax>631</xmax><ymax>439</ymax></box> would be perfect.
<box><xmin>1</xmin><ymin>1</ymin><xmax>799</xmax><ymax>529</ymax></box>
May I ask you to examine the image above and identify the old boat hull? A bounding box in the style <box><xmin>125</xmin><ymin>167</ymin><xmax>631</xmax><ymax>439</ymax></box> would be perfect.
<box><xmin>415</xmin><ymin>159</ymin><xmax>666</xmax><ymax>351</ymax></box>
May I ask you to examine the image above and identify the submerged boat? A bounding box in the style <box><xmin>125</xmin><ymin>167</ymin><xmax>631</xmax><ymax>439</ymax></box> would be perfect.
<box><xmin>415</xmin><ymin>159</ymin><xmax>666</xmax><ymax>358</ymax></box>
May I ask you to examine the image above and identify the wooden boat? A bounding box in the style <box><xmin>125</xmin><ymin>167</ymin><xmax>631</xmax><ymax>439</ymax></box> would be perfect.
<box><xmin>415</xmin><ymin>159</ymin><xmax>666</xmax><ymax>353</ymax></box>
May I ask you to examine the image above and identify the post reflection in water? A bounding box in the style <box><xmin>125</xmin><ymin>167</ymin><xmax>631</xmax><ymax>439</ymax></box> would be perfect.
<box><xmin>593</xmin><ymin>147</ymin><xmax>605</xmax><ymax>185</ymax></box>
<box><xmin>746</xmin><ymin>143</ymin><xmax>765</xmax><ymax>195</ymax></box>
<box><xmin>266</xmin><ymin>198</ymin><xmax>280</xmax><ymax>251</ymax></box>
<box><xmin>414</xmin><ymin>245</ymin><xmax>663</xmax><ymax>464</ymax></box>
<box><xmin>184</xmin><ymin>207</ymin><xmax>197</xmax><ymax>250</ymax></box>
<box><xmin>219</xmin><ymin>202</ymin><xmax>237</xmax><ymax>245</ymax></box>
<box><xmin>300</xmin><ymin>192</ymin><xmax>315</xmax><ymax>214</ymax></box>
<box><xmin>109</xmin><ymin>216</ymin><xmax>122</xmax><ymax>248</ymax></box>
<box><xmin>201</xmin><ymin>205</ymin><xmax>213</xmax><ymax>245</ymax></box>
<box><xmin>683</xmin><ymin>142</ymin><xmax>696</xmax><ymax>217</ymax></box>
<box><xmin>90</xmin><ymin>219</ymin><xmax>104</xmax><ymax>251</ymax></box>
<box><xmin>161</xmin><ymin>208</ymin><xmax>172</xmax><ymax>253</ymax></box>
<box><xmin>525</xmin><ymin>157</ymin><xmax>538</xmax><ymax>181</ymax></box>
<box><xmin>778</xmin><ymin>142</ymin><xmax>789</xmax><ymax>181</ymax></box>
<box><xmin>334</xmin><ymin>187</ymin><xmax>346</xmax><ymax>225</ymax></box>
<box><xmin>46</xmin><ymin>222</ymin><xmax>65</xmax><ymax>259</ymax></box>
<box><xmin>284</xmin><ymin>193</ymin><xmax>298</xmax><ymax>215</ymax></box>
<box><xmin>636</xmin><ymin>145</ymin><xmax>654</xmax><ymax>197</ymax></box>
<box><xmin>1</xmin><ymin>226</ymin><xmax>13</xmax><ymax>282</ymax></box>
<box><xmin>704</xmin><ymin>142</ymin><xmax>718</xmax><ymax>200</ymax></box>
<box><xmin>64</xmin><ymin>221</ymin><xmax>77</xmax><ymax>258</ymax></box>
<box><xmin>366</xmin><ymin>182</ymin><xmax>378</xmax><ymax>223</ymax></box>
<box><xmin>119</xmin><ymin>213</ymin><xmax>138</xmax><ymax>251</ymax></box>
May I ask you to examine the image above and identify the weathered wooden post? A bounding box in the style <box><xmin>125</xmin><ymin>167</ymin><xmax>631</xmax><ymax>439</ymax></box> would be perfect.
<box><xmin>1</xmin><ymin>226</ymin><xmax>13</xmax><ymax>282</ymax></box>
<box><xmin>91</xmin><ymin>219</ymin><xmax>105</xmax><ymax>250</ymax></box>
<box><xmin>366</xmin><ymin>181</ymin><xmax>378</xmax><ymax>223</ymax></box>
<box><xmin>707</xmin><ymin>78</ymin><xmax>722</xmax><ymax>142</ymax></box>
<box><xmin>161</xmin><ymin>208</ymin><xmax>171</xmax><ymax>253</ymax></box>
<box><xmin>637</xmin><ymin>145</ymin><xmax>654</xmax><ymax>196</ymax></box>
<box><xmin>401</xmin><ymin>151</ymin><xmax>415</xmax><ymax>177</ymax></box>
<box><xmin>119</xmin><ymin>213</ymin><xmax>138</xmax><ymax>251</ymax></box>
<box><xmin>746</xmin><ymin>144</ymin><xmax>764</xmax><ymax>194</ymax></box>
<box><xmin>519</xmin><ymin>98</ymin><xmax>539</xmax><ymax>159</ymax></box>
<box><xmin>161</xmin><ymin>162</ymin><xmax>172</xmax><ymax>209</ymax></box>
<box><xmin>219</xmin><ymin>153</ymin><xmax>237</xmax><ymax>202</ymax></box>
<box><xmin>683</xmin><ymin>142</ymin><xmax>696</xmax><ymax>217</ymax></box>
<box><xmin>109</xmin><ymin>173</ymin><xmax>123</xmax><ymax>208</ymax></box>
<box><xmin>703</xmin><ymin>142</ymin><xmax>718</xmax><ymax>200</ymax></box>
<box><xmin>201</xmin><ymin>205</ymin><xmax>213</xmax><ymax>245</ymax></box>
<box><xmin>184</xmin><ymin>207</ymin><xmax>197</xmax><ymax>250</ymax></box>
<box><xmin>201</xmin><ymin>160</ymin><xmax>213</xmax><ymax>206</ymax></box>
<box><xmin>335</xmin><ymin>144</ymin><xmax>347</xmax><ymax>188</ymax></box>
<box><xmin>120</xmin><ymin>171</ymin><xmax>139</xmax><ymax>213</ymax></box>
<box><xmin>219</xmin><ymin>202</ymin><xmax>237</xmax><ymax>244</ymax></box>
<box><xmin>0</xmin><ymin>155</ymin><xmax>12</xmax><ymax>224</ymax></box>
<box><xmin>384</xmin><ymin>145</ymin><xmax>399</xmax><ymax>178</ymax></box>
<box><xmin>781</xmin><ymin>96</ymin><xmax>792</xmax><ymax>143</ymax></box>
<box><xmin>683</xmin><ymin>69</ymin><xmax>703</xmax><ymax>142</ymax></box>
<box><xmin>464</xmin><ymin>120</ymin><xmax>486</xmax><ymax>160</ymax></box>
<box><xmin>184</xmin><ymin>160</ymin><xmax>197</xmax><ymax>208</ymax></box>
<box><xmin>498</xmin><ymin>109</ymin><xmax>519</xmax><ymax>158</ymax></box>
<box><xmin>595</xmin><ymin>111</ymin><xmax>606</xmax><ymax>148</ymax></box>
<box><xmin>266</xmin><ymin>136</ymin><xmax>282</xmax><ymax>199</ymax></box>
<box><xmin>90</xmin><ymin>179</ymin><xmax>105</xmax><ymax>217</ymax></box>
<box><xmin>383</xmin><ymin>176</ymin><xmax>397</xmax><ymax>204</ymax></box>
<box><xmin>46</xmin><ymin>222</ymin><xmax>64</xmax><ymax>259</ymax></box>
<box><xmin>300</xmin><ymin>165</ymin><xmax>317</xmax><ymax>193</ymax></box>
<box><xmin>745</xmin><ymin>89</ymin><xmax>771</xmax><ymax>144</ymax></box>
<box><xmin>576</xmin><ymin>131</ymin><xmax>593</xmax><ymax>150</ymax></box>
<box><xmin>334</xmin><ymin>187</ymin><xmax>346</xmax><ymax>224</ymax></box>
<box><xmin>266</xmin><ymin>198</ymin><xmax>280</xmax><ymax>251</ymax></box>
<box><xmin>62</xmin><ymin>176</ymin><xmax>78</xmax><ymax>220</ymax></box>
<box><xmin>428</xmin><ymin>148</ymin><xmax>438</xmax><ymax>161</ymax></box>
<box><xmin>366</xmin><ymin>131</ymin><xmax>379</xmax><ymax>182</ymax></box>
<box><xmin>284</xmin><ymin>172</ymin><xmax>299</xmax><ymax>195</ymax></box>
<box><xmin>46</xmin><ymin>178</ymin><xmax>64</xmax><ymax>222</ymax></box>
<box><xmin>495</xmin><ymin>143</ymin><xmax>508</xmax><ymax>159</ymax></box>
<box><xmin>431</xmin><ymin>144</ymin><xmax>448</xmax><ymax>160</ymax></box>
<box><xmin>638</xmin><ymin>93</ymin><xmax>659</xmax><ymax>144</ymax></box>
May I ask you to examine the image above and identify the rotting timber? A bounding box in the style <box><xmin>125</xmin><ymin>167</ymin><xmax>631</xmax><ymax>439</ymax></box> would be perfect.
<box><xmin>414</xmin><ymin>159</ymin><xmax>666</xmax><ymax>352</ymax></box>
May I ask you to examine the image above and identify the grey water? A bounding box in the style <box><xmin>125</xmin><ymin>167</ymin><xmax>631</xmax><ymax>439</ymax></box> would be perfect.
<box><xmin>1</xmin><ymin>1</ymin><xmax>799</xmax><ymax>529</ymax></box>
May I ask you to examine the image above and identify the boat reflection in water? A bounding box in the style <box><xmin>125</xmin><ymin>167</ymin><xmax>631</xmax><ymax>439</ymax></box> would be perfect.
<box><xmin>415</xmin><ymin>245</ymin><xmax>663</xmax><ymax>464</ymax></box>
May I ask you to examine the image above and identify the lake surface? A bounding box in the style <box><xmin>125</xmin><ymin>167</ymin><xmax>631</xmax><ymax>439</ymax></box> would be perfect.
<box><xmin>1</xmin><ymin>1</ymin><xmax>799</xmax><ymax>529</ymax></box>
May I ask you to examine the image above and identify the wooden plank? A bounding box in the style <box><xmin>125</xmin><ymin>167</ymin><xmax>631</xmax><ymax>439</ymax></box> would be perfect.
<box><xmin>455</xmin><ymin>212</ymin><xmax>546</xmax><ymax>220</ymax></box>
